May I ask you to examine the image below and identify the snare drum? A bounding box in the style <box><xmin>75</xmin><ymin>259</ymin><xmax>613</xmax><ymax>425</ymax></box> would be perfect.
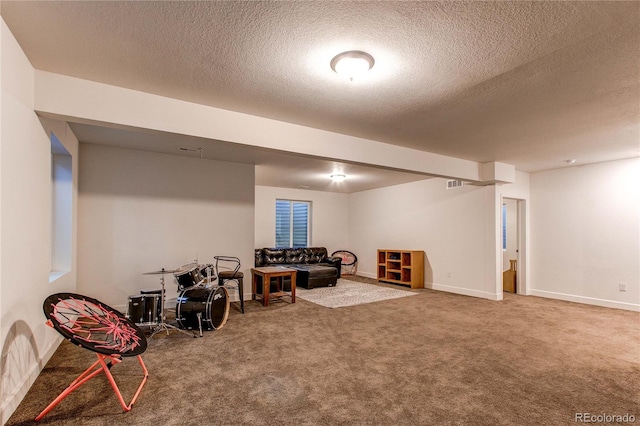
<box><xmin>174</xmin><ymin>263</ymin><xmax>203</xmax><ymax>290</ymax></box>
<box><xmin>176</xmin><ymin>286</ymin><xmax>229</xmax><ymax>331</ymax></box>
<box><xmin>126</xmin><ymin>294</ymin><xmax>161</xmax><ymax>326</ymax></box>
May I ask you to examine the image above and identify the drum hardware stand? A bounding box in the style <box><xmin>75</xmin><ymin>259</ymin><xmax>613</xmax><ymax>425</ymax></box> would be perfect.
<box><xmin>145</xmin><ymin>268</ymin><xmax>197</xmax><ymax>339</ymax></box>
<box><xmin>192</xmin><ymin>264</ymin><xmax>215</xmax><ymax>337</ymax></box>
<box><xmin>203</xmin><ymin>264</ymin><xmax>216</xmax><ymax>288</ymax></box>
<box><xmin>196</xmin><ymin>312</ymin><xmax>204</xmax><ymax>338</ymax></box>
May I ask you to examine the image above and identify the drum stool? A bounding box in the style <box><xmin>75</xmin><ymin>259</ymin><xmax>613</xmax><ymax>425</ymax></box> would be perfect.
<box><xmin>214</xmin><ymin>255</ymin><xmax>244</xmax><ymax>314</ymax></box>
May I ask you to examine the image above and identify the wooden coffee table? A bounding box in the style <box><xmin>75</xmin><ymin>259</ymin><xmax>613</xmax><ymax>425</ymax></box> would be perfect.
<box><xmin>251</xmin><ymin>266</ymin><xmax>297</xmax><ymax>307</ymax></box>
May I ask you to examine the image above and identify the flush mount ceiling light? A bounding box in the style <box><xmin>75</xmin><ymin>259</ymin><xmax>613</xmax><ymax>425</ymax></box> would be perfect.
<box><xmin>330</xmin><ymin>173</ymin><xmax>347</xmax><ymax>182</ymax></box>
<box><xmin>330</xmin><ymin>51</ymin><xmax>374</xmax><ymax>81</ymax></box>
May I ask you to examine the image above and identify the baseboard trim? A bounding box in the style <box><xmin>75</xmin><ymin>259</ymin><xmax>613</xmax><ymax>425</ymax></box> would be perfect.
<box><xmin>531</xmin><ymin>289</ymin><xmax>640</xmax><ymax>312</ymax></box>
<box><xmin>355</xmin><ymin>273</ymin><xmax>502</xmax><ymax>301</ymax></box>
<box><xmin>357</xmin><ymin>272</ymin><xmax>377</xmax><ymax>279</ymax></box>
<box><xmin>0</xmin><ymin>335</ymin><xmax>62</xmax><ymax>424</ymax></box>
<box><xmin>427</xmin><ymin>283</ymin><xmax>502</xmax><ymax>301</ymax></box>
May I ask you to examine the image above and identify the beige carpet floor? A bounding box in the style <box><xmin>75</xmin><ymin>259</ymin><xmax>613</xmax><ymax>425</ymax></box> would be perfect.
<box><xmin>6</xmin><ymin>277</ymin><xmax>640</xmax><ymax>425</ymax></box>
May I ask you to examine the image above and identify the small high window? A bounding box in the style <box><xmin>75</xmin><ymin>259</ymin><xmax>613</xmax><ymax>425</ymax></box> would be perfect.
<box><xmin>50</xmin><ymin>132</ymin><xmax>72</xmax><ymax>281</ymax></box>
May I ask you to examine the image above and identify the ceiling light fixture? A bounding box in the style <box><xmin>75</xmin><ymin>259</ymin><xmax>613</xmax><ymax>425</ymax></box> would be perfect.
<box><xmin>330</xmin><ymin>173</ymin><xmax>346</xmax><ymax>182</ymax></box>
<box><xmin>330</xmin><ymin>51</ymin><xmax>374</xmax><ymax>81</ymax></box>
<box><xmin>566</xmin><ymin>159</ymin><xmax>577</xmax><ymax>165</ymax></box>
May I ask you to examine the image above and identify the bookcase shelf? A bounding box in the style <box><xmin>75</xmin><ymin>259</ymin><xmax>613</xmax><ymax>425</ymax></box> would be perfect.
<box><xmin>377</xmin><ymin>249</ymin><xmax>425</xmax><ymax>289</ymax></box>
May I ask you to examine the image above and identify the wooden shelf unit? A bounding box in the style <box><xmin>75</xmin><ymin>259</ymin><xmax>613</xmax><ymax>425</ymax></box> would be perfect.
<box><xmin>377</xmin><ymin>249</ymin><xmax>425</xmax><ymax>289</ymax></box>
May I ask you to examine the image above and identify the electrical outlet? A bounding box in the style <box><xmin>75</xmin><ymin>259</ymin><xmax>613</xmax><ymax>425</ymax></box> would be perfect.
<box><xmin>619</xmin><ymin>283</ymin><xmax>627</xmax><ymax>292</ymax></box>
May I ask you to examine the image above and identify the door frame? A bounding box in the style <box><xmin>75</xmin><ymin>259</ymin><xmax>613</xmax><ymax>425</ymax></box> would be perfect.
<box><xmin>501</xmin><ymin>196</ymin><xmax>528</xmax><ymax>296</ymax></box>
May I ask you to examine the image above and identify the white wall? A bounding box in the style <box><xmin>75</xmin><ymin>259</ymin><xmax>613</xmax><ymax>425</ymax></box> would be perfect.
<box><xmin>0</xmin><ymin>20</ymin><xmax>79</xmax><ymax>423</ymax></box>
<box><xmin>501</xmin><ymin>170</ymin><xmax>530</xmax><ymax>200</ymax></box>
<box><xmin>348</xmin><ymin>178</ymin><xmax>501</xmax><ymax>300</ymax></box>
<box><xmin>255</xmin><ymin>186</ymin><xmax>349</xmax><ymax>253</ymax></box>
<box><xmin>78</xmin><ymin>144</ymin><xmax>255</xmax><ymax>309</ymax></box>
<box><xmin>530</xmin><ymin>158</ymin><xmax>640</xmax><ymax>310</ymax></box>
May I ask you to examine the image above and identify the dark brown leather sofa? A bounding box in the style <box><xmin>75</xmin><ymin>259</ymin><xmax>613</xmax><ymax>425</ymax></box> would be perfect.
<box><xmin>254</xmin><ymin>247</ymin><xmax>341</xmax><ymax>289</ymax></box>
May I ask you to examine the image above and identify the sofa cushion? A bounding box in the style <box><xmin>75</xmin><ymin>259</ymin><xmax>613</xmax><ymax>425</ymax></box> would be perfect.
<box><xmin>285</xmin><ymin>248</ymin><xmax>305</xmax><ymax>264</ymax></box>
<box><xmin>292</xmin><ymin>264</ymin><xmax>337</xmax><ymax>277</ymax></box>
<box><xmin>290</xmin><ymin>264</ymin><xmax>338</xmax><ymax>289</ymax></box>
<box><xmin>304</xmin><ymin>247</ymin><xmax>328</xmax><ymax>264</ymax></box>
<box><xmin>255</xmin><ymin>249</ymin><xmax>264</xmax><ymax>267</ymax></box>
<box><xmin>263</xmin><ymin>248</ymin><xmax>286</xmax><ymax>265</ymax></box>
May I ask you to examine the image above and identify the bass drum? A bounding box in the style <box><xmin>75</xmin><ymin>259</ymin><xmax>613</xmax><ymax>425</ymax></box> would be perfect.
<box><xmin>176</xmin><ymin>286</ymin><xmax>229</xmax><ymax>331</ymax></box>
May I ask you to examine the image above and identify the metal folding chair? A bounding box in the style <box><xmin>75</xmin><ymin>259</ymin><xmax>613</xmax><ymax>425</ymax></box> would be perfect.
<box><xmin>214</xmin><ymin>256</ymin><xmax>245</xmax><ymax>313</ymax></box>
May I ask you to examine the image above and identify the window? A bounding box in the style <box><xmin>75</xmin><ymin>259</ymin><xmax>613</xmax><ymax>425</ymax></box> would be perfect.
<box><xmin>50</xmin><ymin>132</ymin><xmax>72</xmax><ymax>281</ymax></box>
<box><xmin>275</xmin><ymin>199</ymin><xmax>310</xmax><ymax>247</ymax></box>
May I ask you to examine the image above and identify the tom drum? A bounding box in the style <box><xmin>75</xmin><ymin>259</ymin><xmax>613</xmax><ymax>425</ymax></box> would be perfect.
<box><xmin>173</xmin><ymin>263</ymin><xmax>203</xmax><ymax>290</ymax></box>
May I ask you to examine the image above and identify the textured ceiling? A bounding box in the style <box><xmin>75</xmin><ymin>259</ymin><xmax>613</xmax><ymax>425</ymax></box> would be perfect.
<box><xmin>2</xmin><ymin>1</ymin><xmax>639</xmax><ymax>183</ymax></box>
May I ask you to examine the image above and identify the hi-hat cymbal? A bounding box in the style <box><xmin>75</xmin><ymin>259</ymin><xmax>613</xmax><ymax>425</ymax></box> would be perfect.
<box><xmin>143</xmin><ymin>269</ymin><xmax>177</xmax><ymax>275</ymax></box>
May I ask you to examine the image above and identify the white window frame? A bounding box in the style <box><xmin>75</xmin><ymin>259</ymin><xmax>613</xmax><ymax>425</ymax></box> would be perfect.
<box><xmin>275</xmin><ymin>199</ymin><xmax>311</xmax><ymax>247</ymax></box>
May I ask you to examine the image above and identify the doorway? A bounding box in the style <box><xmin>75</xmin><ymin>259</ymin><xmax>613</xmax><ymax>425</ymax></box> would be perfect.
<box><xmin>501</xmin><ymin>197</ymin><xmax>526</xmax><ymax>295</ymax></box>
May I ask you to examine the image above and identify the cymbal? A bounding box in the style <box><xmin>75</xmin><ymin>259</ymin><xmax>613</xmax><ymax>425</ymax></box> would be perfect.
<box><xmin>143</xmin><ymin>269</ymin><xmax>177</xmax><ymax>275</ymax></box>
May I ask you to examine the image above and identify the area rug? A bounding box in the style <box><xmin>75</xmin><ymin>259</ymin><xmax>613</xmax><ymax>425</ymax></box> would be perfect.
<box><xmin>296</xmin><ymin>279</ymin><xmax>417</xmax><ymax>308</ymax></box>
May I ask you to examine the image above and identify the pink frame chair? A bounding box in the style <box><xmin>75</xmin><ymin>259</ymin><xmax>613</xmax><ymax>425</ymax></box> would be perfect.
<box><xmin>36</xmin><ymin>293</ymin><xmax>149</xmax><ymax>421</ymax></box>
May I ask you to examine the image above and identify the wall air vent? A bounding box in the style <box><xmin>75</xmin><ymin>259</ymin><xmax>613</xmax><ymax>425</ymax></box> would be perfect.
<box><xmin>446</xmin><ymin>179</ymin><xmax>464</xmax><ymax>189</ymax></box>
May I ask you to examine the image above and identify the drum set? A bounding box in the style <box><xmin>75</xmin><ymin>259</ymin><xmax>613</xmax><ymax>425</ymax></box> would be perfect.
<box><xmin>126</xmin><ymin>262</ymin><xmax>230</xmax><ymax>338</ymax></box>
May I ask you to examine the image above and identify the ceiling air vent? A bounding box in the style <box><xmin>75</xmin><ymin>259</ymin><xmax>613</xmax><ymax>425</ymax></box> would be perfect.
<box><xmin>446</xmin><ymin>179</ymin><xmax>464</xmax><ymax>190</ymax></box>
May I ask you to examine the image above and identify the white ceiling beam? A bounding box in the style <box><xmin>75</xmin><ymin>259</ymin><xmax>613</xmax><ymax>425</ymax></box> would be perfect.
<box><xmin>34</xmin><ymin>71</ymin><xmax>514</xmax><ymax>184</ymax></box>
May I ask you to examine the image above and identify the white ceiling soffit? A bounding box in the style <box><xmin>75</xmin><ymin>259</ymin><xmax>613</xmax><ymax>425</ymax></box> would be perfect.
<box><xmin>2</xmin><ymin>1</ymin><xmax>639</xmax><ymax>173</ymax></box>
<box><xmin>69</xmin><ymin>123</ymin><xmax>433</xmax><ymax>194</ymax></box>
<box><xmin>34</xmin><ymin>71</ymin><xmax>502</xmax><ymax>185</ymax></box>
